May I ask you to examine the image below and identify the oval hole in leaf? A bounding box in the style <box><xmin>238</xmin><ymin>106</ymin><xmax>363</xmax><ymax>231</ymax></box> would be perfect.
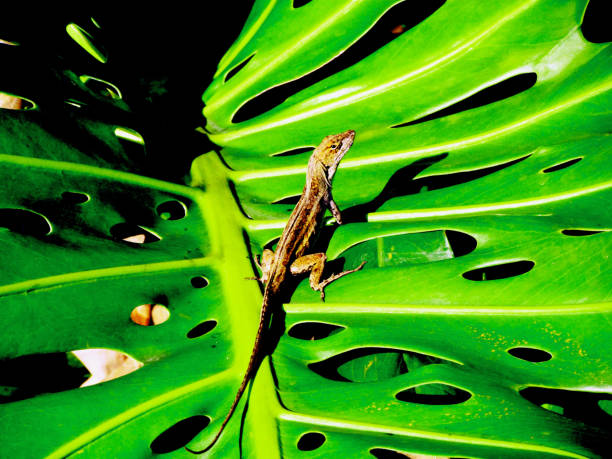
<box><xmin>0</xmin><ymin>92</ymin><xmax>35</xmax><ymax>110</ymax></box>
<box><xmin>187</xmin><ymin>320</ymin><xmax>217</xmax><ymax>339</ymax></box>
<box><xmin>0</xmin><ymin>352</ymin><xmax>89</xmax><ymax>403</ymax></box>
<box><xmin>273</xmin><ymin>195</ymin><xmax>301</xmax><ymax>205</ymax></box>
<box><xmin>392</xmin><ymin>73</ymin><xmax>537</xmax><ymax>128</ymax></box>
<box><xmin>445</xmin><ymin>230</ymin><xmax>477</xmax><ymax>257</ymax></box>
<box><xmin>309</xmin><ymin>348</ymin><xmax>448</xmax><ymax>382</ymax></box>
<box><xmin>190</xmin><ymin>276</ymin><xmax>209</xmax><ymax>288</ymax></box>
<box><xmin>157</xmin><ymin>200</ymin><xmax>187</xmax><ymax>220</ymax></box>
<box><xmin>373</xmin><ymin>154</ymin><xmax>527</xmax><ymax>202</ymax></box>
<box><xmin>80</xmin><ymin>75</ymin><xmax>122</xmax><ymax>99</ymax></box>
<box><xmin>463</xmin><ymin>260</ymin><xmax>534</xmax><ymax>281</ymax></box>
<box><xmin>272</xmin><ymin>146</ymin><xmax>314</xmax><ymax>157</ymax></box>
<box><xmin>110</xmin><ymin>223</ymin><xmax>161</xmax><ymax>244</ymax></box>
<box><xmin>562</xmin><ymin>229</ymin><xmax>607</xmax><ymax>237</ymax></box>
<box><xmin>293</xmin><ymin>0</ymin><xmax>313</xmax><ymax>7</ymax></box>
<box><xmin>338</xmin><ymin>230</ymin><xmax>457</xmax><ymax>269</ymax></box>
<box><xmin>61</xmin><ymin>191</ymin><xmax>90</xmax><ymax>204</ymax></box>
<box><xmin>232</xmin><ymin>0</ymin><xmax>445</xmax><ymax>123</ymax></box>
<box><xmin>507</xmin><ymin>347</ymin><xmax>552</xmax><ymax>363</ymax></box>
<box><xmin>150</xmin><ymin>415</ymin><xmax>211</xmax><ymax>453</ymax></box>
<box><xmin>0</xmin><ymin>208</ymin><xmax>52</xmax><ymax>236</ymax></box>
<box><xmin>396</xmin><ymin>383</ymin><xmax>471</xmax><ymax>405</ymax></box>
<box><xmin>224</xmin><ymin>54</ymin><xmax>255</xmax><ymax>82</ymax></box>
<box><xmin>288</xmin><ymin>322</ymin><xmax>345</xmax><ymax>340</ymax></box>
<box><xmin>130</xmin><ymin>304</ymin><xmax>170</xmax><ymax>326</ymax></box>
<box><xmin>541</xmin><ymin>157</ymin><xmax>582</xmax><ymax>173</ymax></box>
<box><xmin>581</xmin><ymin>0</ymin><xmax>611</xmax><ymax>43</ymax></box>
<box><xmin>370</xmin><ymin>448</ymin><xmax>411</xmax><ymax>458</ymax></box>
<box><xmin>297</xmin><ymin>432</ymin><xmax>325</xmax><ymax>451</ymax></box>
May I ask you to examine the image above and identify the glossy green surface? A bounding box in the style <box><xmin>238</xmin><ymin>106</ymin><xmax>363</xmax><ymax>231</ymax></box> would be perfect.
<box><xmin>1</xmin><ymin>1</ymin><xmax>611</xmax><ymax>458</ymax></box>
<box><xmin>198</xmin><ymin>0</ymin><xmax>611</xmax><ymax>457</ymax></box>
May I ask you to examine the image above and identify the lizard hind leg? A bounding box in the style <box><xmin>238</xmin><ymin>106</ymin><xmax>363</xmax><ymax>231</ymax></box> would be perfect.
<box><xmin>290</xmin><ymin>253</ymin><xmax>366</xmax><ymax>301</ymax></box>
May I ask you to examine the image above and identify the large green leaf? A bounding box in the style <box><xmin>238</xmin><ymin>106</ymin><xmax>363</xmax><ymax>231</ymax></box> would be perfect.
<box><xmin>1</xmin><ymin>1</ymin><xmax>611</xmax><ymax>458</ymax></box>
<box><xmin>193</xmin><ymin>0</ymin><xmax>611</xmax><ymax>457</ymax></box>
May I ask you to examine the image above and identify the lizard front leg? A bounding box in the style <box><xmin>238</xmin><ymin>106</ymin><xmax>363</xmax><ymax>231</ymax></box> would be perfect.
<box><xmin>326</xmin><ymin>196</ymin><xmax>343</xmax><ymax>224</ymax></box>
<box><xmin>252</xmin><ymin>249</ymin><xmax>275</xmax><ymax>283</ymax></box>
<box><xmin>290</xmin><ymin>253</ymin><xmax>366</xmax><ymax>300</ymax></box>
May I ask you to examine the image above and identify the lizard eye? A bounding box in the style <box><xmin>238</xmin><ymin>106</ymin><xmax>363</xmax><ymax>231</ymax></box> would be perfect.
<box><xmin>330</xmin><ymin>144</ymin><xmax>337</xmax><ymax>149</ymax></box>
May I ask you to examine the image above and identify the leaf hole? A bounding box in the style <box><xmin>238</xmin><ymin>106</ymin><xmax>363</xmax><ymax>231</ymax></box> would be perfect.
<box><xmin>541</xmin><ymin>157</ymin><xmax>582</xmax><ymax>173</ymax></box>
<box><xmin>581</xmin><ymin>0</ymin><xmax>610</xmax><ymax>43</ymax></box>
<box><xmin>224</xmin><ymin>54</ymin><xmax>255</xmax><ymax>82</ymax></box>
<box><xmin>520</xmin><ymin>387</ymin><xmax>612</xmax><ymax>428</ymax></box>
<box><xmin>130</xmin><ymin>304</ymin><xmax>170</xmax><ymax>326</ymax></box>
<box><xmin>110</xmin><ymin>223</ymin><xmax>161</xmax><ymax>244</ymax></box>
<box><xmin>0</xmin><ymin>208</ymin><xmax>52</xmax><ymax>236</ymax></box>
<box><xmin>264</xmin><ymin>237</ymin><xmax>281</xmax><ymax>252</ymax></box>
<box><xmin>0</xmin><ymin>352</ymin><xmax>89</xmax><ymax>403</ymax></box>
<box><xmin>0</xmin><ymin>92</ymin><xmax>35</xmax><ymax>110</ymax></box>
<box><xmin>272</xmin><ymin>146</ymin><xmax>315</xmax><ymax>157</ymax></box>
<box><xmin>288</xmin><ymin>322</ymin><xmax>345</xmax><ymax>340</ymax></box>
<box><xmin>80</xmin><ymin>75</ymin><xmax>122</xmax><ymax>99</ymax></box>
<box><xmin>297</xmin><ymin>432</ymin><xmax>326</xmax><ymax>451</ymax></box>
<box><xmin>232</xmin><ymin>0</ymin><xmax>445</xmax><ymax>123</ymax></box>
<box><xmin>561</xmin><ymin>229</ymin><xmax>608</xmax><ymax>236</ymax></box>
<box><xmin>71</xmin><ymin>349</ymin><xmax>143</xmax><ymax>387</ymax></box>
<box><xmin>507</xmin><ymin>347</ymin><xmax>552</xmax><ymax>363</ymax></box>
<box><xmin>341</xmin><ymin>153</ymin><xmax>529</xmax><ymax>221</ymax></box>
<box><xmin>392</xmin><ymin>73</ymin><xmax>537</xmax><ymax>128</ymax></box>
<box><xmin>445</xmin><ymin>230</ymin><xmax>477</xmax><ymax>257</ymax></box>
<box><xmin>293</xmin><ymin>0</ymin><xmax>313</xmax><ymax>8</ymax></box>
<box><xmin>190</xmin><ymin>276</ymin><xmax>209</xmax><ymax>289</ymax></box>
<box><xmin>413</xmin><ymin>154</ymin><xmax>530</xmax><ymax>192</ymax></box>
<box><xmin>187</xmin><ymin>320</ymin><xmax>217</xmax><ymax>339</ymax></box>
<box><xmin>462</xmin><ymin>260</ymin><xmax>534</xmax><ymax>281</ymax></box>
<box><xmin>273</xmin><ymin>194</ymin><xmax>301</xmax><ymax>205</ymax></box>
<box><xmin>157</xmin><ymin>200</ymin><xmax>187</xmax><ymax>220</ymax></box>
<box><xmin>396</xmin><ymin>383</ymin><xmax>471</xmax><ymax>405</ymax></box>
<box><xmin>370</xmin><ymin>448</ymin><xmax>415</xmax><ymax>458</ymax></box>
<box><xmin>308</xmin><ymin>348</ymin><xmax>449</xmax><ymax>383</ymax></box>
<box><xmin>338</xmin><ymin>230</ymin><xmax>475</xmax><ymax>270</ymax></box>
<box><xmin>371</xmin><ymin>450</ymin><xmax>469</xmax><ymax>459</ymax></box>
<box><xmin>150</xmin><ymin>415</ymin><xmax>211</xmax><ymax>453</ymax></box>
<box><xmin>61</xmin><ymin>191</ymin><xmax>90</xmax><ymax>204</ymax></box>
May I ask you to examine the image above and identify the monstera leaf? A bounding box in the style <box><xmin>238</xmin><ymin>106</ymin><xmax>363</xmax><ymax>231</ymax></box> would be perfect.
<box><xmin>1</xmin><ymin>1</ymin><xmax>611</xmax><ymax>459</ymax></box>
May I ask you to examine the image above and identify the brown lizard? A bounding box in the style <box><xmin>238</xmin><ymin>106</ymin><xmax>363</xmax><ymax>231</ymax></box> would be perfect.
<box><xmin>186</xmin><ymin>129</ymin><xmax>365</xmax><ymax>454</ymax></box>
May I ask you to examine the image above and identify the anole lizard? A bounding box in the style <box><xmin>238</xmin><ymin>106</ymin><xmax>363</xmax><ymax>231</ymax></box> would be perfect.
<box><xmin>187</xmin><ymin>129</ymin><xmax>365</xmax><ymax>453</ymax></box>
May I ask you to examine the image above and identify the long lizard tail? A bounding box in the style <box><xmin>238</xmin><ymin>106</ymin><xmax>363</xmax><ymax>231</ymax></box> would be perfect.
<box><xmin>185</xmin><ymin>294</ymin><xmax>271</xmax><ymax>454</ymax></box>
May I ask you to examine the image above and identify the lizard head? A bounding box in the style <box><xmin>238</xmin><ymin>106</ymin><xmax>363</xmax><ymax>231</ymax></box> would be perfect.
<box><xmin>314</xmin><ymin>129</ymin><xmax>355</xmax><ymax>181</ymax></box>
